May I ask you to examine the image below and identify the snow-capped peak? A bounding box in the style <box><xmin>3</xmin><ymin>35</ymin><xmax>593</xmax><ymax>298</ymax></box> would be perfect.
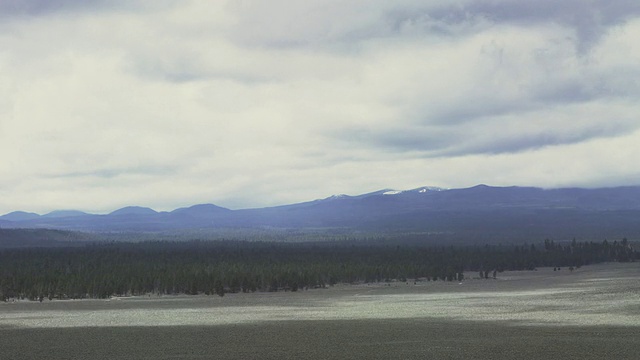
<box><xmin>416</xmin><ymin>186</ymin><xmax>446</xmax><ymax>193</ymax></box>
<box><xmin>327</xmin><ymin>194</ymin><xmax>348</xmax><ymax>199</ymax></box>
<box><xmin>383</xmin><ymin>186</ymin><xmax>447</xmax><ymax>195</ymax></box>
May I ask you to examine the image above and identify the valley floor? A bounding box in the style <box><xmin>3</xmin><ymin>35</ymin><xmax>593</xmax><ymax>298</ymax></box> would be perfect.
<box><xmin>1</xmin><ymin>262</ymin><xmax>638</xmax><ymax>359</ymax></box>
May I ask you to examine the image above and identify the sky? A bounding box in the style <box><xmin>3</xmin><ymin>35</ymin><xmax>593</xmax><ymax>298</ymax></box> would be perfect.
<box><xmin>1</xmin><ymin>0</ymin><xmax>640</xmax><ymax>214</ymax></box>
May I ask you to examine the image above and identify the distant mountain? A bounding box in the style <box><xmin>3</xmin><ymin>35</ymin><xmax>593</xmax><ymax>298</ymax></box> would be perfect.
<box><xmin>2</xmin><ymin>185</ymin><xmax>640</xmax><ymax>243</ymax></box>
<box><xmin>109</xmin><ymin>206</ymin><xmax>158</xmax><ymax>216</ymax></box>
<box><xmin>171</xmin><ymin>204</ymin><xmax>231</xmax><ymax>217</ymax></box>
<box><xmin>43</xmin><ymin>210</ymin><xmax>90</xmax><ymax>218</ymax></box>
<box><xmin>0</xmin><ymin>211</ymin><xmax>41</xmax><ymax>221</ymax></box>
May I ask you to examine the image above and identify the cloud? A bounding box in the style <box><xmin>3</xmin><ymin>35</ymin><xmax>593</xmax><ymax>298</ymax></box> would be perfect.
<box><xmin>221</xmin><ymin>0</ymin><xmax>640</xmax><ymax>53</ymax></box>
<box><xmin>322</xmin><ymin>16</ymin><xmax>640</xmax><ymax>156</ymax></box>
<box><xmin>0</xmin><ymin>0</ymin><xmax>178</xmax><ymax>17</ymax></box>
<box><xmin>0</xmin><ymin>0</ymin><xmax>112</xmax><ymax>16</ymax></box>
<box><xmin>0</xmin><ymin>1</ymin><xmax>639</xmax><ymax>214</ymax></box>
<box><xmin>458</xmin><ymin>0</ymin><xmax>640</xmax><ymax>53</ymax></box>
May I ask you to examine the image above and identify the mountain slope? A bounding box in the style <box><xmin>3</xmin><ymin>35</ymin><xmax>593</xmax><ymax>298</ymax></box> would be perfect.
<box><xmin>109</xmin><ymin>206</ymin><xmax>158</xmax><ymax>216</ymax></box>
<box><xmin>171</xmin><ymin>204</ymin><xmax>231</xmax><ymax>217</ymax></box>
<box><xmin>0</xmin><ymin>211</ymin><xmax>41</xmax><ymax>222</ymax></box>
<box><xmin>42</xmin><ymin>210</ymin><xmax>90</xmax><ymax>218</ymax></box>
<box><xmin>2</xmin><ymin>185</ymin><xmax>640</xmax><ymax>242</ymax></box>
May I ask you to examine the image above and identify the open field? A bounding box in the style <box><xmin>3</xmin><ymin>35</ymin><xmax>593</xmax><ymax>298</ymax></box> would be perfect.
<box><xmin>1</xmin><ymin>262</ymin><xmax>639</xmax><ymax>359</ymax></box>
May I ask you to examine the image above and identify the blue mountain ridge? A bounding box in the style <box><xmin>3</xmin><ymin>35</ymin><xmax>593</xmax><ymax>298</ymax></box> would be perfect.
<box><xmin>2</xmin><ymin>185</ymin><xmax>640</xmax><ymax>241</ymax></box>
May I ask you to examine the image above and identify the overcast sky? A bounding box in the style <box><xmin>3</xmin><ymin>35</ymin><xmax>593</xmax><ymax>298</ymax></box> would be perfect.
<box><xmin>1</xmin><ymin>0</ymin><xmax>640</xmax><ymax>214</ymax></box>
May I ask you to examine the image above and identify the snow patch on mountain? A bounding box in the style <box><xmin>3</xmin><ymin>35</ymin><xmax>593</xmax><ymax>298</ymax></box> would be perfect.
<box><xmin>383</xmin><ymin>186</ymin><xmax>447</xmax><ymax>195</ymax></box>
<box><xmin>325</xmin><ymin>194</ymin><xmax>349</xmax><ymax>200</ymax></box>
<box><xmin>415</xmin><ymin>186</ymin><xmax>447</xmax><ymax>193</ymax></box>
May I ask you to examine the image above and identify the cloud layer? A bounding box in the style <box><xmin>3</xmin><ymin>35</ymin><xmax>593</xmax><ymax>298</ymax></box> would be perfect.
<box><xmin>1</xmin><ymin>0</ymin><xmax>639</xmax><ymax>213</ymax></box>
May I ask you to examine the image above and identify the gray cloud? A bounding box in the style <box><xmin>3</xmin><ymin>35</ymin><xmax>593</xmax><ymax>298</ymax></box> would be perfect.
<box><xmin>224</xmin><ymin>1</ymin><xmax>640</xmax><ymax>54</ymax></box>
<box><xmin>0</xmin><ymin>0</ymin><xmax>178</xmax><ymax>18</ymax></box>
<box><xmin>333</xmin><ymin>117</ymin><xmax>637</xmax><ymax>158</ymax></box>
<box><xmin>329</xmin><ymin>125</ymin><xmax>452</xmax><ymax>154</ymax></box>
<box><xmin>441</xmin><ymin>124</ymin><xmax>636</xmax><ymax>157</ymax></box>
<box><xmin>466</xmin><ymin>0</ymin><xmax>639</xmax><ymax>50</ymax></box>
<box><xmin>0</xmin><ymin>0</ymin><xmax>124</xmax><ymax>16</ymax></box>
<box><xmin>386</xmin><ymin>0</ymin><xmax>640</xmax><ymax>53</ymax></box>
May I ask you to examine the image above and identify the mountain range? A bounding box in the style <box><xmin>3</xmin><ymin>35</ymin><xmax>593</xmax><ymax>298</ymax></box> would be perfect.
<box><xmin>2</xmin><ymin>185</ymin><xmax>640</xmax><ymax>243</ymax></box>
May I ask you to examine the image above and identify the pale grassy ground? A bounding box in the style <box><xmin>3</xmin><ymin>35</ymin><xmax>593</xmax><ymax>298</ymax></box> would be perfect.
<box><xmin>1</xmin><ymin>262</ymin><xmax>639</xmax><ymax>359</ymax></box>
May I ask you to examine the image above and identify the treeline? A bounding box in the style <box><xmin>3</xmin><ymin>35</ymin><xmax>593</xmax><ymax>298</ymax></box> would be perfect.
<box><xmin>0</xmin><ymin>239</ymin><xmax>636</xmax><ymax>301</ymax></box>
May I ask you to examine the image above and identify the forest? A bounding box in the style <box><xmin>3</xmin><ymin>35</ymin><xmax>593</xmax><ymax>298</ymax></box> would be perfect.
<box><xmin>0</xmin><ymin>238</ymin><xmax>636</xmax><ymax>301</ymax></box>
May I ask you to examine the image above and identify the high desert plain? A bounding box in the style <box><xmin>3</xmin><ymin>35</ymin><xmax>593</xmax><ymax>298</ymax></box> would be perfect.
<box><xmin>1</xmin><ymin>262</ymin><xmax>638</xmax><ymax>360</ymax></box>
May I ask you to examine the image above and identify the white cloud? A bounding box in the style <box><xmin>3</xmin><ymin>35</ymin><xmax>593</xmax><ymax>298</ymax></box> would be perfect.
<box><xmin>1</xmin><ymin>1</ymin><xmax>639</xmax><ymax>214</ymax></box>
